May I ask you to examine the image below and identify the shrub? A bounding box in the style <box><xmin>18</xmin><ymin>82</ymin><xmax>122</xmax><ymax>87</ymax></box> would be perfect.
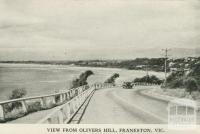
<box><xmin>71</xmin><ymin>78</ymin><xmax>80</xmax><ymax>88</ymax></box>
<box><xmin>9</xmin><ymin>88</ymin><xmax>27</xmax><ymax>100</ymax></box>
<box><xmin>133</xmin><ymin>75</ymin><xmax>163</xmax><ymax>85</ymax></box>
<box><xmin>122</xmin><ymin>82</ymin><xmax>133</xmax><ymax>89</ymax></box>
<box><xmin>184</xmin><ymin>77</ymin><xmax>199</xmax><ymax>94</ymax></box>
<box><xmin>165</xmin><ymin>68</ymin><xmax>200</xmax><ymax>95</ymax></box>
<box><xmin>104</xmin><ymin>73</ymin><xmax>120</xmax><ymax>85</ymax></box>
<box><xmin>188</xmin><ymin>62</ymin><xmax>200</xmax><ymax>85</ymax></box>
<box><xmin>166</xmin><ymin>70</ymin><xmax>185</xmax><ymax>83</ymax></box>
<box><xmin>150</xmin><ymin>75</ymin><xmax>163</xmax><ymax>84</ymax></box>
<box><xmin>168</xmin><ymin>78</ymin><xmax>184</xmax><ymax>89</ymax></box>
<box><xmin>165</xmin><ymin>70</ymin><xmax>187</xmax><ymax>89</ymax></box>
<box><xmin>71</xmin><ymin>70</ymin><xmax>94</xmax><ymax>88</ymax></box>
<box><xmin>5</xmin><ymin>88</ymin><xmax>27</xmax><ymax>113</ymax></box>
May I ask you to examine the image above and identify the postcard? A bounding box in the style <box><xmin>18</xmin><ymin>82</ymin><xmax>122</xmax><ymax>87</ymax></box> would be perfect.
<box><xmin>0</xmin><ymin>0</ymin><xmax>199</xmax><ymax>134</ymax></box>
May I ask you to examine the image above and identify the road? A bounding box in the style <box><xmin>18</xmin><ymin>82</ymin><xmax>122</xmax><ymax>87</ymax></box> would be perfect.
<box><xmin>80</xmin><ymin>86</ymin><xmax>174</xmax><ymax>124</ymax></box>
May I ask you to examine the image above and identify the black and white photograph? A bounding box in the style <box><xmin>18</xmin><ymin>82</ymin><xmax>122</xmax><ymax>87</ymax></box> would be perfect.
<box><xmin>0</xmin><ymin>0</ymin><xmax>200</xmax><ymax>133</ymax></box>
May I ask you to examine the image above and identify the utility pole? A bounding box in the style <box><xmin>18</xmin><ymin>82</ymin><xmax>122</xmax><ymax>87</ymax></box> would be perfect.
<box><xmin>162</xmin><ymin>48</ymin><xmax>170</xmax><ymax>86</ymax></box>
<box><xmin>145</xmin><ymin>60</ymin><xmax>149</xmax><ymax>83</ymax></box>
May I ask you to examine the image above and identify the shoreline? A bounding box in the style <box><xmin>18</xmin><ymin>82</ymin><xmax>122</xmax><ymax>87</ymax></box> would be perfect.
<box><xmin>0</xmin><ymin>62</ymin><xmax>165</xmax><ymax>78</ymax></box>
<box><xmin>0</xmin><ymin>63</ymin><xmax>165</xmax><ymax>102</ymax></box>
<box><xmin>0</xmin><ymin>62</ymin><xmax>163</xmax><ymax>73</ymax></box>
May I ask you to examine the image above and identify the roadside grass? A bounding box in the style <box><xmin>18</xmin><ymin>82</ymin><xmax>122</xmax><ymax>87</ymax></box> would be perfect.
<box><xmin>153</xmin><ymin>88</ymin><xmax>200</xmax><ymax>101</ymax></box>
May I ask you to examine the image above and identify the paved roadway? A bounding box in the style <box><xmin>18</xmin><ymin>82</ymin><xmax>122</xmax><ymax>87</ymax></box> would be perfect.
<box><xmin>80</xmin><ymin>86</ymin><xmax>199</xmax><ymax>124</ymax></box>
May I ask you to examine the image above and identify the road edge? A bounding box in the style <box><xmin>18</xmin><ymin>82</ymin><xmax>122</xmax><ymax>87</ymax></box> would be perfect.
<box><xmin>140</xmin><ymin>88</ymin><xmax>200</xmax><ymax>111</ymax></box>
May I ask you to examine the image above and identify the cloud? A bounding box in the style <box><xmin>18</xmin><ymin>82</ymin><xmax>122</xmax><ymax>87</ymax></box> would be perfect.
<box><xmin>0</xmin><ymin>0</ymin><xmax>199</xmax><ymax>60</ymax></box>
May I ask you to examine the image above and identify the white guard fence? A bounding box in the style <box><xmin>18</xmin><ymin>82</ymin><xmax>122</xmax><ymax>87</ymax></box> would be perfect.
<box><xmin>0</xmin><ymin>83</ymin><xmax>113</xmax><ymax>123</ymax></box>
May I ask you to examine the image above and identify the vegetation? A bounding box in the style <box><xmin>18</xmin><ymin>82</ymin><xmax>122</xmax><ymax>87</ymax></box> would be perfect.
<box><xmin>2</xmin><ymin>70</ymin><xmax>95</xmax><ymax>122</ymax></box>
<box><xmin>165</xmin><ymin>62</ymin><xmax>200</xmax><ymax>95</ymax></box>
<box><xmin>122</xmin><ymin>75</ymin><xmax>162</xmax><ymax>89</ymax></box>
<box><xmin>1</xmin><ymin>57</ymin><xmax>199</xmax><ymax>73</ymax></box>
<box><xmin>0</xmin><ymin>58</ymin><xmax>168</xmax><ymax>72</ymax></box>
<box><xmin>188</xmin><ymin>62</ymin><xmax>200</xmax><ymax>85</ymax></box>
<box><xmin>73</xmin><ymin>58</ymin><xmax>166</xmax><ymax>72</ymax></box>
<box><xmin>165</xmin><ymin>71</ymin><xmax>185</xmax><ymax>88</ymax></box>
<box><xmin>184</xmin><ymin>77</ymin><xmax>199</xmax><ymax>94</ymax></box>
<box><xmin>166</xmin><ymin>70</ymin><xmax>185</xmax><ymax>82</ymax></box>
<box><xmin>122</xmin><ymin>82</ymin><xmax>133</xmax><ymax>89</ymax></box>
<box><xmin>134</xmin><ymin>75</ymin><xmax>163</xmax><ymax>85</ymax></box>
<box><xmin>71</xmin><ymin>70</ymin><xmax>94</xmax><ymax>88</ymax></box>
<box><xmin>104</xmin><ymin>73</ymin><xmax>120</xmax><ymax>86</ymax></box>
<box><xmin>168</xmin><ymin>78</ymin><xmax>185</xmax><ymax>89</ymax></box>
<box><xmin>9</xmin><ymin>88</ymin><xmax>27</xmax><ymax>100</ymax></box>
<box><xmin>4</xmin><ymin>88</ymin><xmax>27</xmax><ymax>113</ymax></box>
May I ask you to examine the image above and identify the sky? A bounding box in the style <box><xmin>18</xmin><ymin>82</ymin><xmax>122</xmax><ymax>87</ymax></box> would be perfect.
<box><xmin>0</xmin><ymin>0</ymin><xmax>199</xmax><ymax>60</ymax></box>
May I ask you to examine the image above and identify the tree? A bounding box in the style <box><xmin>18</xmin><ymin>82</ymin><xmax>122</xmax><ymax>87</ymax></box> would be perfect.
<box><xmin>71</xmin><ymin>70</ymin><xmax>94</xmax><ymax>88</ymax></box>
<box><xmin>184</xmin><ymin>77</ymin><xmax>199</xmax><ymax>94</ymax></box>
<box><xmin>104</xmin><ymin>73</ymin><xmax>120</xmax><ymax>85</ymax></box>
<box><xmin>9</xmin><ymin>88</ymin><xmax>27</xmax><ymax>100</ymax></box>
<box><xmin>5</xmin><ymin>88</ymin><xmax>27</xmax><ymax>112</ymax></box>
<box><xmin>188</xmin><ymin>62</ymin><xmax>200</xmax><ymax>85</ymax></box>
<box><xmin>166</xmin><ymin>70</ymin><xmax>185</xmax><ymax>84</ymax></box>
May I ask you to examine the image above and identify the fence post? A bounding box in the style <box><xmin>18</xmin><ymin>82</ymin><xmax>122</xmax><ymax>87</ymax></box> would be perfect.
<box><xmin>72</xmin><ymin>90</ymin><xmax>75</xmax><ymax>97</ymax></box>
<box><xmin>68</xmin><ymin>91</ymin><xmax>71</xmax><ymax>99</ymax></box>
<box><xmin>75</xmin><ymin>97</ymin><xmax>78</xmax><ymax>108</ymax></box>
<box><xmin>80</xmin><ymin>93</ymin><xmax>83</xmax><ymax>104</ymax></box>
<box><xmin>75</xmin><ymin>98</ymin><xmax>78</xmax><ymax>110</ymax></box>
<box><xmin>63</xmin><ymin>94</ymin><xmax>66</xmax><ymax>101</ymax></box>
<box><xmin>40</xmin><ymin>97</ymin><xmax>46</xmax><ymax>108</ymax></box>
<box><xmin>67</xmin><ymin>93</ymin><xmax>70</xmax><ymax>100</ymax></box>
<box><xmin>65</xmin><ymin>93</ymin><xmax>68</xmax><ymax>101</ymax></box>
<box><xmin>66</xmin><ymin>93</ymin><xmax>69</xmax><ymax>100</ymax></box>
<box><xmin>52</xmin><ymin>96</ymin><xmax>56</xmax><ymax>104</ymax></box>
<box><xmin>71</xmin><ymin>100</ymin><xmax>75</xmax><ymax>113</ymax></box>
<box><xmin>60</xmin><ymin>94</ymin><xmax>63</xmax><ymax>103</ymax></box>
<box><xmin>78</xmin><ymin>96</ymin><xmax>81</xmax><ymax>107</ymax></box>
<box><xmin>67</xmin><ymin>103</ymin><xmax>71</xmax><ymax>119</ymax></box>
<box><xmin>73</xmin><ymin>99</ymin><xmax>76</xmax><ymax>112</ymax></box>
<box><xmin>57</xmin><ymin>110</ymin><xmax>64</xmax><ymax>124</ymax></box>
<box><xmin>0</xmin><ymin>104</ymin><xmax>5</xmax><ymax>121</ymax></box>
<box><xmin>21</xmin><ymin>101</ymin><xmax>28</xmax><ymax>113</ymax></box>
<box><xmin>70</xmin><ymin>90</ymin><xmax>73</xmax><ymax>98</ymax></box>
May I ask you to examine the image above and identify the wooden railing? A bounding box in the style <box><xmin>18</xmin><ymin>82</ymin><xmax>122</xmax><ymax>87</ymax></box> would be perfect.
<box><xmin>0</xmin><ymin>83</ymin><xmax>113</xmax><ymax>123</ymax></box>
